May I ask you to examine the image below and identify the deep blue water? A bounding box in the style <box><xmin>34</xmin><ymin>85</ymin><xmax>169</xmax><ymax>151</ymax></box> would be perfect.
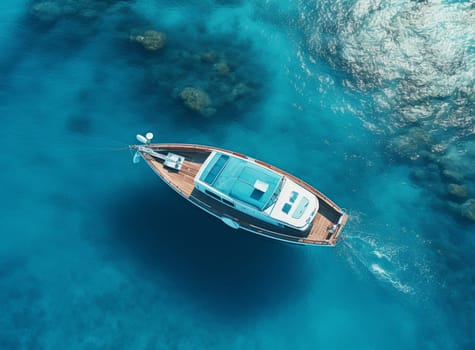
<box><xmin>1</xmin><ymin>0</ymin><xmax>474</xmax><ymax>349</ymax></box>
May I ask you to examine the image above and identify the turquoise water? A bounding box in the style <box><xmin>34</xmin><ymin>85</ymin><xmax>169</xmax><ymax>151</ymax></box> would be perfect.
<box><xmin>1</xmin><ymin>0</ymin><xmax>474</xmax><ymax>348</ymax></box>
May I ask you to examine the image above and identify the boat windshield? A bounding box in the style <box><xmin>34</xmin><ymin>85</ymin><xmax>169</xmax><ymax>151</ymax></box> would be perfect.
<box><xmin>264</xmin><ymin>177</ymin><xmax>285</xmax><ymax>209</ymax></box>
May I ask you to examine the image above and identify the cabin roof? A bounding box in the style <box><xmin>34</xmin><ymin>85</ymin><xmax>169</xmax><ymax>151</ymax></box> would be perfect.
<box><xmin>198</xmin><ymin>152</ymin><xmax>282</xmax><ymax>210</ymax></box>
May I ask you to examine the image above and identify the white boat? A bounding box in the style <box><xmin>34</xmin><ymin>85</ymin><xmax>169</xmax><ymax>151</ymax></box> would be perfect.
<box><xmin>131</xmin><ymin>133</ymin><xmax>347</xmax><ymax>246</ymax></box>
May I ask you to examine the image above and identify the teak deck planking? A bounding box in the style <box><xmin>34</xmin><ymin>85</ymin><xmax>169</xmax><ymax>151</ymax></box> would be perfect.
<box><xmin>140</xmin><ymin>143</ymin><xmax>347</xmax><ymax>246</ymax></box>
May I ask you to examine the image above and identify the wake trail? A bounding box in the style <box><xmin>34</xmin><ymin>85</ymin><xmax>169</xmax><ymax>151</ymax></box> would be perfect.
<box><xmin>340</xmin><ymin>231</ymin><xmax>414</xmax><ymax>294</ymax></box>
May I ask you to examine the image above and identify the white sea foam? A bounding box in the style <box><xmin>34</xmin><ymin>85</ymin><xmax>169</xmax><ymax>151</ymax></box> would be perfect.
<box><xmin>341</xmin><ymin>231</ymin><xmax>425</xmax><ymax>295</ymax></box>
<box><xmin>370</xmin><ymin>263</ymin><xmax>413</xmax><ymax>294</ymax></box>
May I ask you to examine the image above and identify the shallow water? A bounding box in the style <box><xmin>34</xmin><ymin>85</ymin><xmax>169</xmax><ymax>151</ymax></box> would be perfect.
<box><xmin>1</xmin><ymin>0</ymin><xmax>474</xmax><ymax>349</ymax></box>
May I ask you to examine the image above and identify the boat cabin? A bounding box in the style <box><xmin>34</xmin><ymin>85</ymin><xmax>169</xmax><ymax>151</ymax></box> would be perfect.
<box><xmin>194</xmin><ymin>151</ymin><xmax>319</xmax><ymax>232</ymax></box>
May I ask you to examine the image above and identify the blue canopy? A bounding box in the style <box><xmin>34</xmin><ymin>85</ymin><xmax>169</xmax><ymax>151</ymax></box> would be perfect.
<box><xmin>200</xmin><ymin>153</ymin><xmax>282</xmax><ymax>210</ymax></box>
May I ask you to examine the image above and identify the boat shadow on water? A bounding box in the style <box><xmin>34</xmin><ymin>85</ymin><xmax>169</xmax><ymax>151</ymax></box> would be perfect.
<box><xmin>105</xmin><ymin>183</ymin><xmax>311</xmax><ymax>320</ymax></box>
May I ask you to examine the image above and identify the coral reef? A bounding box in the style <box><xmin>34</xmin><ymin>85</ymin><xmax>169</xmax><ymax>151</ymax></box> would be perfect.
<box><xmin>213</xmin><ymin>61</ymin><xmax>230</xmax><ymax>76</ymax></box>
<box><xmin>441</xmin><ymin>168</ymin><xmax>464</xmax><ymax>183</ymax></box>
<box><xmin>132</xmin><ymin>30</ymin><xmax>167</xmax><ymax>51</ymax></box>
<box><xmin>179</xmin><ymin>87</ymin><xmax>215</xmax><ymax>117</ymax></box>
<box><xmin>31</xmin><ymin>1</ymin><xmax>63</xmax><ymax>22</ymax></box>
<box><xmin>143</xmin><ymin>42</ymin><xmax>261</xmax><ymax>117</ymax></box>
<box><xmin>200</xmin><ymin>50</ymin><xmax>218</xmax><ymax>63</ymax></box>
<box><xmin>30</xmin><ymin>0</ymin><xmax>133</xmax><ymax>23</ymax></box>
<box><xmin>386</xmin><ymin>126</ymin><xmax>475</xmax><ymax>221</ymax></box>
<box><xmin>447</xmin><ymin>184</ymin><xmax>469</xmax><ymax>200</ymax></box>
<box><xmin>229</xmin><ymin>82</ymin><xmax>252</xmax><ymax>101</ymax></box>
<box><xmin>386</xmin><ymin>127</ymin><xmax>434</xmax><ymax>162</ymax></box>
<box><xmin>460</xmin><ymin>199</ymin><xmax>475</xmax><ymax>221</ymax></box>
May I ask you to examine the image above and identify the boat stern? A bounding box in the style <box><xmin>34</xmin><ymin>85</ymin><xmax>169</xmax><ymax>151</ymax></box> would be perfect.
<box><xmin>267</xmin><ymin>178</ymin><xmax>319</xmax><ymax>232</ymax></box>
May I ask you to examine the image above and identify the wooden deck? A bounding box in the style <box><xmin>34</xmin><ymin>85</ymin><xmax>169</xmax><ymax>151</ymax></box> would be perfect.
<box><xmin>147</xmin><ymin>150</ymin><xmax>209</xmax><ymax>197</ymax></box>
<box><xmin>137</xmin><ymin>143</ymin><xmax>347</xmax><ymax>246</ymax></box>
